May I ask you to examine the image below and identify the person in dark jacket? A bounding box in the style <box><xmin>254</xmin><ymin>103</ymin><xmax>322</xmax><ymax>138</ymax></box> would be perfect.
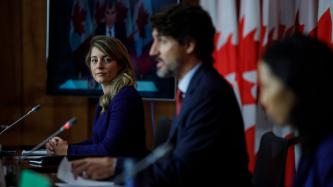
<box><xmin>46</xmin><ymin>36</ymin><xmax>147</xmax><ymax>157</ymax></box>
<box><xmin>259</xmin><ymin>34</ymin><xmax>333</xmax><ymax>187</ymax></box>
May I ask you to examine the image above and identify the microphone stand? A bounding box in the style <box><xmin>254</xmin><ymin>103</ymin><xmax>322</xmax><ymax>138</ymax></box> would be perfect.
<box><xmin>113</xmin><ymin>143</ymin><xmax>173</xmax><ymax>184</ymax></box>
<box><xmin>20</xmin><ymin>117</ymin><xmax>77</xmax><ymax>160</ymax></box>
<box><xmin>0</xmin><ymin>105</ymin><xmax>40</xmax><ymax>186</ymax></box>
<box><xmin>0</xmin><ymin>105</ymin><xmax>41</xmax><ymax>136</ymax></box>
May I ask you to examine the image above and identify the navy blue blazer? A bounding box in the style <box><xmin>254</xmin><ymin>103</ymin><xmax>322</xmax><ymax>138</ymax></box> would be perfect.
<box><xmin>293</xmin><ymin>133</ymin><xmax>333</xmax><ymax>187</ymax></box>
<box><xmin>68</xmin><ymin>86</ymin><xmax>147</xmax><ymax>157</ymax></box>
<box><xmin>117</xmin><ymin>64</ymin><xmax>253</xmax><ymax>187</ymax></box>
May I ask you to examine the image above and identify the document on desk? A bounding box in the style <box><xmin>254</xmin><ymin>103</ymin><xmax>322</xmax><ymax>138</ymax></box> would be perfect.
<box><xmin>21</xmin><ymin>149</ymin><xmax>48</xmax><ymax>156</ymax></box>
<box><xmin>56</xmin><ymin>157</ymin><xmax>117</xmax><ymax>187</ymax></box>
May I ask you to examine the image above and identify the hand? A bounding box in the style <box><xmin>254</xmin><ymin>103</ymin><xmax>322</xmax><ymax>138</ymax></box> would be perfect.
<box><xmin>46</xmin><ymin>136</ymin><xmax>60</xmax><ymax>155</ymax></box>
<box><xmin>45</xmin><ymin>137</ymin><xmax>68</xmax><ymax>155</ymax></box>
<box><xmin>45</xmin><ymin>139</ymin><xmax>55</xmax><ymax>155</ymax></box>
<box><xmin>71</xmin><ymin>157</ymin><xmax>117</xmax><ymax>180</ymax></box>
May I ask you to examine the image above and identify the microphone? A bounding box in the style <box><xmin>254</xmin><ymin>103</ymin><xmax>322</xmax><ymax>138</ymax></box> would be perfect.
<box><xmin>113</xmin><ymin>143</ymin><xmax>173</xmax><ymax>184</ymax></box>
<box><xmin>0</xmin><ymin>105</ymin><xmax>41</xmax><ymax>136</ymax></box>
<box><xmin>21</xmin><ymin>117</ymin><xmax>77</xmax><ymax>159</ymax></box>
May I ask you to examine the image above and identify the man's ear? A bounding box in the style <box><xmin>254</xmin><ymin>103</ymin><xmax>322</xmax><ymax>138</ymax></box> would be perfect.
<box><xmin>185</xmin><ymin>40</ymin><xmax>196</xmax><ymax>54</ymax></box>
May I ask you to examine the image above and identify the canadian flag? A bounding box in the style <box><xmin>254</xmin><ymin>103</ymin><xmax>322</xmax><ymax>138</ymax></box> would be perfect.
<box><xmin>132</xmin><ymin>0</ymin><xmax>154</xmax><ymax>76</ymax></box>
<box><xmin>239</xmin><ymin>0</ymin><xmax>261</xmax><ymax>172</ymax></box>
<box><xmin>69</xmin><ymin>0</ymin><xmax>93</xmax><ymax>51</ymax></box>
<box><xmin>295</xmin><ymin>0</ymin><xmax>318</xmax><ymax>36</ymax></box>
<box><xmin>92</xmin><ymin>0</ymin><xmax>106</xmax><ymax>28</ymax></box>
<box><xmin>317</xmin><ymin>1</ymin><xmax>333</xmax><ymax>47</ymax></box>
<box><xmin>200</xmin><ymin>1</ymin><xmax>329</xmax><ymax>184</ymax></box>
<box><xmin>133</xmin><ymin>0</ymin><xmax>153</xmax><ymax>56</ymax></box>
<box><xmin>200</xmin><ymin>0</ymin><xmax>241</xmax><ymax>114</ymax></box>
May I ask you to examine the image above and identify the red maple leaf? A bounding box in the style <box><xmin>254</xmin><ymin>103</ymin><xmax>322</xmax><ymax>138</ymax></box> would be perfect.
<box><xmin>116</xmin><ymin>1</ymin><xmax>128</xmax><ymax>22</ymax></box>
<box><xmin>238</xmin><ymin>18</ymin><xmax>260</xmax><ymax>172</ymax></box>
<box><xmin>317</xmin><ymin>9</ymin><xmax>333</xmax><ymax>48</ymax></box>
<box><xmin>294</xmin><ymin>11</ymin><xmax>305</xmax><ymax>33</ymax></box>
<box><xmin>294</xmin><ymin>11</ymin><xmax>317</xmax><ymax>36</ymax></box>
<box><xmin>259</xmin><ymin>22</ymin><xmax>277</xmax><ymax>56</ymax></box>
<box><xmin>136</xmin><ymin>4</ymin><xmax>149</xmax><ymax>38</ymax></box>
<box><xmin>94</xmin><ymin>2</ymin><xmax>106</xmax><ymax>25</ymax></box>
<box><xmin>278</xmin><ymin>24</ymin><xmax>294</xmax><ymax>39</ymax></box>
<box><xmin>72</xmin><ymin>1</ymin><xmax>87</xmax><ymax>35</ymax></box>
<box><xmin>238</xmin><ymin>18</ymin><xmax>259</xmax><ymax>105</ymax></box>
<box><xmin>213</xmin><ymin>32</ymin><xmax>238</xmax><ymax>76</ymax></box>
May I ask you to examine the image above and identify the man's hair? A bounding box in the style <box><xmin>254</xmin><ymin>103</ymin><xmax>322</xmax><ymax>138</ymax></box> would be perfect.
<box><xmin>151</xmin><ymin>4</ymin><xmax>216</xmax><ymax>64</ymax></box>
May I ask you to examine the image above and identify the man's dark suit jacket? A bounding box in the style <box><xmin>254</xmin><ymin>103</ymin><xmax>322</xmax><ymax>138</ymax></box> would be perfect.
<box><xmin>117</xmin><ymin>64</ymin><xmax>253</xmax><ymax>187</ymax></box>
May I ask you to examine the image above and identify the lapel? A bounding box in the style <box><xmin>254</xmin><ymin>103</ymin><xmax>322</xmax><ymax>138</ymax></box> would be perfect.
<box><xmin>167</xmin><ymin>64</ymin><xmax>206</xmax><ymax>142</ymax></box>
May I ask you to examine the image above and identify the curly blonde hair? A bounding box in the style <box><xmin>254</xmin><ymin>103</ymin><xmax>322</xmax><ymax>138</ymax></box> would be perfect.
<box><xmin>86</xmin><ymin>36</ymin><xmax>135</xmax><ymax>112</ymax></box>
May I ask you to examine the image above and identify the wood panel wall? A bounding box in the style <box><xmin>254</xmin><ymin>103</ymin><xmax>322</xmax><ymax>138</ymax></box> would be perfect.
<box><xmin>0</xmin><ymin>0</ymin><xmax>175</xmax><ymax>149</ymax></box>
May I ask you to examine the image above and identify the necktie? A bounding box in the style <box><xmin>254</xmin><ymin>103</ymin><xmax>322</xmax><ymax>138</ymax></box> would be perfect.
<box><xmin>284</xmin><ymin>133</ymin><xmax>296</xmax><ymax>187</ymax></box>
<box><xmin>176</xmin><ymin>89</ymin><xmax>183</xmax><ymax>116</ymax></box>
<box><xmin>107</xmin><ymin>27</ymin><xmax>113</xmax><ymax>37</ymax></box>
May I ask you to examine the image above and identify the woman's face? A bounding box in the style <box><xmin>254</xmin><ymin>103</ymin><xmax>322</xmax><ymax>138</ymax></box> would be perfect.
<box><xmin>90</xmin><ymin>46</ymin><xmax>121</xmax><ymax>85</ymax></box>
<box><xmin>258</xmin><ymin>62</ymin><xmax>296</xmax><ymax>125</ymax></box>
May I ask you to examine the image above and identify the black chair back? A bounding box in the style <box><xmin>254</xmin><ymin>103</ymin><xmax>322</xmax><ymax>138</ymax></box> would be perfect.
<box><xmin>153</xmin><ymin>117</ymin><xmax>171</xmax><ymax>148</ymax></box>
<box><xmin>253</xmin><ymin>131</ymin><xmax>297</xmax><ymax>187</ymax></box>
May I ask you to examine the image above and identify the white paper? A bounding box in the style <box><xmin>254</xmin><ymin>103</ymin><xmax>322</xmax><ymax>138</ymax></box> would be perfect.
<box><xmin>17</xmin><ymin>155</ymin><xmax>44</xmax><ymax>160</ymax></box>
<box><xmin>21</xmin><ymin>149</ymin><xmax>48</xmax><ymax>156</ymax></box>
<box><xmin>28</xmin><ymin>159</ymin><xmax>43</xmax><ymax>165</ymax></box>
<box><xmin>57</xmin><ymin>157</ymin><xmax>117</xmax><ymax>187</ymax></box>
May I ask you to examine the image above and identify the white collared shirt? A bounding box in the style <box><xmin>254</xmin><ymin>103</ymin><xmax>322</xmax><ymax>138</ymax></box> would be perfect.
<box><xmin>106</xmin><ymin>26</ymin><xmax>115</xmax><ymax>37</ymax></box>
<box><xmin>178</xmin><ymin>63</ymin><xmax>202</xmax><ymax>98</ymax></box>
